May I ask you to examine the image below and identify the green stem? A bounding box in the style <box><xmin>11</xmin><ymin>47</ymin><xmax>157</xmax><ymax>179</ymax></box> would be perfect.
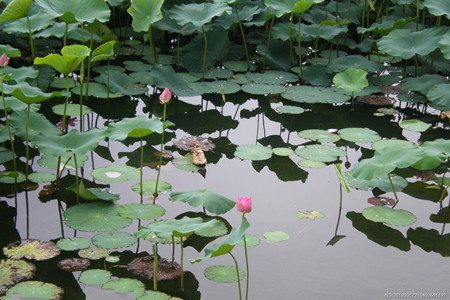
<box><xmin>148</xmin><ymin>25</ymin><xmax>158</xmax><ymax>64</ymax></box>
<box><xmin>62</xmin><ymin>74</ymin><xmax>70</xmax><ymax>133</ymax></box>
<box><xmin>153</xmin><ymin>103</ymin><xmax>167</xmax><ymax>202</ymax></box>
<box><xmin>235</xmin><ymin>5</ymin><xmax>250</xmax><ymax>70</ymax></box>
<box><xmin>74</xmin><ymin>154</ymin><xmax>79</xmax><ymax>204</ymax></box>
<box><xmin>0</xmin><ymin>77</ymin><xmax>17</xmax><ymax>173</ymax></box>
<box><xmin>229</xmin><ymin>252</ymin><xmax>243</xmax><ymax>300</ymax></box>
<box><xmin>153</xmin><ymin>243</ymin><xmax>158</xmax><ymax>291</ymax></box>
<box><xmin>139</xmin><ymin>138</ymin><xmax>144</xmax><ymax>203</ymax></box>
<box><xmin>63</xmin><ymin>22</ymin><xmax>68</xmax><ymax>47</ymax></box>
<box><xmin>180</xmin><ymin>237</ymin><xmax>184</xmax><ymax>291</ymax></box>
<box><xmin>243</xmin><ymin>235</ymin><xmax>250</xmax><ymax>300</ymax></box>
<box><xmin>297</xmin><ymin>15</ymin><xmax>303</xmax><ymax>79</ymax></box>
<box><xmin>26</xmin><ymin>16</ymin><xmax>36</xmax><ymax>60</ymax></box>
<box><xmin>263</xmin><ymin>16</ymin><xmax>275</xmax><ymax>70</ymax></box>
<box><xmin>416</xmin><ymin>0</ymin><xmax>419</xmax><ymax>30</ymax></box>
<box><xmin>78</xmin><ymin>60</ymin><xmax>85</xmax><ymax>131</ymax></box>
<box><xmin>25</xmin><ymin>104</ymin><xmax>31</xmax><ymax>182</ymax></box>
<box><xmin>176</xmin><ymin>34</ymin><xmax>181</xmax><ymax>68</ymax></box>
<box><xmin>388</xmin><ymin>173</ymin><xmax>400</xmax><ymax>207</ymax></box>
<box><xmin>201</xmin><ymin>26</ymin><xmax>208</xmax><ymax>81</ymax></box>
<box><xmin>83</xmin><ymin>26</ymin><xmax>95</xmax><ymax>109</ymax></box>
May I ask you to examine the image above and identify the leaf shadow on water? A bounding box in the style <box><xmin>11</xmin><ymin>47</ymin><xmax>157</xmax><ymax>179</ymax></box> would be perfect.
<box><xmin>346</xmin><ymin>211</ymin><xmax>411</xmax><ymax>251</ymax></box>
<box><xmin>0</xmin><ymin>201</ymin><xmax>20</xmax><ymax>257</ymax></box>
<box><xmin>407</xmin><ymin>227</ymin><xmax>450</xmax><ymax>257</ymax></box>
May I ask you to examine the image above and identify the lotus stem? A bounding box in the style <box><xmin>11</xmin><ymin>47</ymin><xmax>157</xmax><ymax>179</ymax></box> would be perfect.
<box><xmin>171</xmin><ymin>236</ymin><xmax>175</xmax><ymax>262</ymax></box>
<box><xmin>201</xmin><ymin>26</ymin><xmax>208</xmax><ymax>81</ymax></box>
<box><xmin>0</xmin><ymin>77</ymin><xmax>17</xmax><ymax>174</ymax></box>
<box><xmin>243</xmin><ymin>235</ymin><xmax>250</xmax><ymax>300</ymax></box>
<box><xmin>229</xmin><ymin>252</ymin><xmax>243</xmax><ymax>300</ymax></box>
<box><xmin>180</xmin><ymin>237</ymin><xmax>184</xmax><ymax>291</ymax></box>
<box><xmin>25</xmin><ymin>104</ymin><xmax>31</xmax><ymax>182</ymax></box>
<box><xmin>297</xmin><ymin>14</ymin><xmax>303</xmax><ymax>79</ymax></box>
<box><xmin>139</xmin><ymin>138</ymin><xmax>144</xmax><ymax>203</ymax></box>
<box><xmin>62</xmin><ymin>74</ymin><xmax>70</xmax><ymax>133</ymax></box>
<box><xmin>235</xmin><ymin>5</ymin><xmax>250</xmax><ymax>70</ymax></box>
<box><xmin>63</xmin><ymin>22</ymin><xmax>68</xmax><ymax>47</ymax></box>
<box><xmin>153</xmin><ymin>243</ymin><xmax>158</xmax><ymax>290</ymax></box>
<box><xmin>148</xmin><ymin>25</ymin><xmax>158</xmax><ymax>64</ymax></box>
<box><xmin>83</xmin><ymin>26</ymin><xmax>95</xmax><ymax>112</ymax></box>
<box><xmin>347</xmin><ymin>0</ymin><xmax>351</xmax><ymax>21</ymax></box>
<box><xmin>388</xmin><ymin>173</ymin><xmax>400</xmax><ymax>207</ymax></box>
<box><xmin>153</xmin><ymin>103</ymin><xmax>166</xmax><ymax>202</ymax></box>
<box><xmin>78</xmin><ymin>60</ymin><xmax>85</xmax><ymax>131</ymax></box>
<box><xmin>263</xmin><ymin>16</ymin><xmax>275</xmax><ymax>71</ymax></box>
<box><xmin>26</xmin><ymin>16</ymin><xmax>36</xmax><ymax>60</ymax></box>
<box><xmin>335</xmin><ymin>184</ymin><xmax>343</xmax><ymax>236</ymax></box>
<box><xmin>415</xmin><ymin>0</ymin><xmax>419</xmax><ymax>30</ymax></box>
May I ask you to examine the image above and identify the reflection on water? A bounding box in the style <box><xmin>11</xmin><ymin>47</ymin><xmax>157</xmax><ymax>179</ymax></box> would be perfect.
<box><xmin>1</xmin><ymin>91</ymin><xmax>449</xmax><ymax>300</ymax></box>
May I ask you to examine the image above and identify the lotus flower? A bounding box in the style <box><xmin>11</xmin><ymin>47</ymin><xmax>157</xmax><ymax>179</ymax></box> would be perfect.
<box><xmin>0</xmin><ymin>54</ymin><xmax>9</xmax><ymax>67</ymax></box>
<box><xmin>236</xmin><ymin>197</ymin><xmax>252</xmax><ymax>214</ymax></box>
<box><xmin>159</xmin><ymin>88</ymin><xmax>171</xmax><ymax>104</ymax></box>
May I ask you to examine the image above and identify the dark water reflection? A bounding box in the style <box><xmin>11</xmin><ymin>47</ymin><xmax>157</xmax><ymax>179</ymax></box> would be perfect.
<box><xmin>1</xmin><ymin>92</ymin><xmax>449</xmax><ymax>300</ymax></box>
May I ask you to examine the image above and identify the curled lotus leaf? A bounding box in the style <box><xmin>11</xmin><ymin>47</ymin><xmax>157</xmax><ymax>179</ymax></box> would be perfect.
<box><xmin>0</xmin><ymin>259</ymin><xmax>36</xmax><ymax>290</ymax></box>
<box><xmin>3</xmin><ymin>240</ymin><xmax>60</xmax><ymax>261</ymax></box>
<box><xmin>5</xmin><ymin>281</ymin><xmax>63</xmax><ymax>300</ymax></box>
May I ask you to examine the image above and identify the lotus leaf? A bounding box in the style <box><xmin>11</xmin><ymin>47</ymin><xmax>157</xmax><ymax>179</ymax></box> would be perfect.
<box><xmin>0</xmin><ymin>0</ymin><xmax>32</xmax><ymax>22</ymax></box>
<box><xmin>438</xmin><ymin>31</ymin><xmax>450</xmax><ymax>59</ymax></box>
<box><xmin>234</xmin><ymin>145</ymin><xmax>273</xmax><ymax>161</ymax></box>
<box><xmin>333</xmin><ymin>68</ymin><xmax>369</xmax><ymax>94</ymax></box>
<box><xmin>78</xmin><ymin>246</ymin><xmax>109</xmax><ymax>260</ymax></box>
<box><xmin>295</xmin><ymin>144</ymin><xmax>345</xmax><ymax>162</ymax></box>
<box><xmin>0</xmin><ymin>171</ymin><xmax>26</xmax><ymax>184</ymax></box>
<box><xmin>131</xmin><ymin>180</ymin><xmax>172</xmax><ymax>195</ymax></box>
<box><xmin>107</xmin><ymin>116</ymin><xmax>163</xmax><ymax>140</ymax></box>
<box><xmin>399</xmin><ymin>119</ymin><xmax>431</xmax><ymax>132</ymax></box>
<box><xmin>338</xmin><ymin>127</ymin><xmax>381</xmax><ymax>143</ymax></box>
<box><xmin>241</xmin><ymin>83</ymin><xmax>286</xmax><ymax>95</ymax></box>
<box><xmin>0</xmin><ymin>259</ymin><xmax>35</xmax><ymax>289</ymax></box>
<box><xmin>102</xmin><ymin>278</ymin><xmax>145</xmax><ymax>295</ymax></box>
<box><xmin>117</xmin><ymin>203</ymin><xmax>165</xmax><ymax>220</ymax></box>
<box><xmin>263</xmin><ymin>231</ymin><xmax>290</xmax><ymax>242</ymax></box>
<box><xmin>298</xmin><ymin>129</ymin><xmax>340</xmax><ymax>143</ymax></box>
<box><xmin>272</xmin><ymin>147</ymin><xmax>294</xmax><ymax>156</ymax></box>
<box><xmin>79</xmin><ymin>269</ymin><xmax>112</xmax><ymax>285</ymax></box>
<box><xmin>282</xmin><ymin>86</ymin><xmax>350</xmax><ymax>104</ymax></box>
<box><xmin>427</xmin><ymin>83</ymin><xmax>450</xmax><ymax>111</ymax></box>
<box><xmin>188</xmin><ymin>81</ymin><xmax>240</xmax><ymax>95</ymax></box>
<box><xmin>3</xmin><ymin>240</ymin><xmax>60</xmax><ymax>261</ymax></box>
<box><xmin>204</xmin><ymin>265</ymin><xmax>245</xmax><ymax>283</ymax></box>
<box><xmin>326</xmin><ymin>55</ymin><xmax>384</xmax><ymax>73</ymax></box>
<box><xmin>412</xmin><ymin>139</ymin><xmax>450</xmax><ymax>170</ymax></box>
<box><xmin>71</xmin><ymin>82</ymin><xmax>123</xmax><ymax>98</ymax></box>
<box><xmin>91</xmin><ymin>165</ymin><xmax>139</xmax><ymax>184</ymax></box>
<box><xmin>424</xmin><ymin>0</ymin><xmax>450</xmax><ymax>18</ymax></box>
<box><xmin>302</xmin><ymin>23</ymin><xmax>347</xmax><ymax>40</ymax></box>
<box><xmin>236</xmin><ymin>234</ymin><xmax>261</xmax><ymax>247</ymax></box>
<box><xmin>10</xmin><ymin>109</ymin><xmax>60</xmax><ymax>140</ymax></box>
<box><xmin>136</xmin><ymin>291</ymin><xmax>171</xmax><ymax>300</ymax></box>
<box><xmin>64</xmin><ymin>202</ymin><xmax>132</xmax><ymax>232</ymax></box>
<box><xmin>34</xmin><ymin>0</ymin><xmax>110</xmax><ymax>23</ymax></box>
<box><xmin>401</xmin><ymin>74</ymin><xmax>448</xmax><ymax>95</ymax></box>
<box><xmin>362</xmin><ymin>206</ymin><xmax>416</xmax><ymax>226</ymax></box>
<box><xmin>169</xmin><ymin>2</ymin><xmax>231</xmax><ymax>29</ymax></box>
<box><xmin>56</xmin><ymin>237</ymin><xmax>91</xmax><ymax>251</ymax></box>
<box><xmin>34</xmin><ymin>45</ymin><xmax>91</xmax><ymax>75</ymax></box>
<box><xmin>274</xmin><ymin>105</ymin><xmax>305</xmax><ymax>115</ymax></box>
<box><xmin>245</xmin><ymin>71</ymin><xmax>298</xmax><ymax>85</ymax></box>
<box><xmin>96</xmin><ymin>71</ymin><xmax>147</xmax><ymax>96</ymax></box>
<box><xmin>1</xmin><ymin>82</ymin><xmax>69</xmax><ymax>104</ymax></box>
<box><xmin>5</xmin><ymin>281</ymin><xmax>63</xmax><ymax>300</ymax></box>
<box><xmin>127</xmin><ymin>0</ymin><xmax>163</xmax><ymax>33</ymax></box>
<box><xmin>372</xmin><ymin>139</ymin><xmax>415</xmax><ymax>152</ymax></box>
<box><xmin>297</xmin><ymin>210</ymin><xmax>325</xmax><ymax>220</ymax></box>
<box><xmin>297</xmin><ymin>160</ymin><xmax>326</xmax><ymax>169</ymax></box>
<box><xmin>137</xmin><ymin>217</ymin><xmax>221</xmax><ymax>239</ymax></box>
<box><xmin>92</xmin><ymin>232</ymin><xmax>137</xmax><ymax>249</ymax></box>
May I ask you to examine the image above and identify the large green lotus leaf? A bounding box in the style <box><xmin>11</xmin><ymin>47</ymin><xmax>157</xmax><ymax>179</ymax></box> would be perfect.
<box><xmin>96</xmin><ymin>71</ymin><xmax>147</xmax><ymax>96</ymax></box>
<box><xmin>137</xmin><ymin>217</ymin><xmax>220</xmax><ymax>239</ymax></box>
<box><xmin>275</xmin><ymin>105</ymin><xmax>305</xmax><ymax>115</ymax></box>
<box><xmin>38</xmin><ymin>153</ymin><xmax>88</xmax><ymax>170</ymax></box>
<box><xmin>0</xmin><ymin>259</ymin><xmax>35</xmax><ymax>290</ymax></box>
<box><xmin>424</xmin><ymin>0</ymin><xmax>450</xmax><ymax>18</ymax></box>
<box><xmin>34</xmin><ymin>45</ymin><xmax>91</xmax><ymax>75</ymax></box>
<box><xmin>117</xmin><ymin>203</ymin><xmax>165</xmax><ymax>220</ymax></box>
<box><xmin>241</xmin><ymin>83</ymin><xmax>286</xmax><ymax>95</ymax></box>
<box><xmin>0</xmin><ymin>171</ymin><xmax>26</xmax><ymax>184</ymax></box>
<box><xmin>90</xmin><ymin>41</ymin><xmax>116</xmax><ymax>63</ymax></box>
<box><xmin>71</xmin><ymin>82</ymin><xmax>123</xmax><ymax>98</ymax></box>
<box><xmin>245</xmin><ymin>71</ymin><xmax>298</xmax><ymax>85</ymax></box>
<box><xmin>33</xmin><ymin>129</ymin><xmax>105</xmax><ymax>156</ymax></box>
<box><xmin>148</xmin><ymin>66</ymin><xmax>196</xmax><ymax>97</ymax></box>
<box><xmin>107</xmin><ymin>116</ymin><xmax>163</xmax><ymax>140</ymax></box>
<box><xmin>326</xmin><ymin>55</ymin><xmax>384</xmax><ymax>73</ymax></box>
<box><xmin>1</xmin><ymin>82</ymin><xmax>69</xmax><ymax>104</ymax></box>
<box><xmin>438</xmin><ymin>30</ymin><xmax>450</xmax><ymax>59</ymax></box>
<box><xmin>3</xmin><ymin>66</ymin><xmax>39</xmax><ymax>83</ymax></box>
<box><xmin>282</xmin><ymin>85</ymin><xmax>350</xmax><ymax>104</ymax></box>
<box><xmin>56</xmin><ymin>237</ymin><xmax>91</xmax><ymax>251</ymax></box>
<box><xmin>0</xmin><ymin>0</ymin><xmax>32</xmax><ymax>22</ymax></box>
<box><xmin>338</xmin><ymin>127</ymin><xmax>381</xmax><ymax>143</ymax></box>
<box><xmin>169</xmin><ymin>2</ymin><xmax>231</xmax><ymax>28</ymax></box>
<box><xmin>204</xmin><ymin>265</ymin><xmax>245</xmax><ymax>283</ymax></box>
<box><xmin>192</xmin><ymin>215</ymin><xmax>250</xmax><ymax>263</ymax></box>
<box><xmin>333</xmin><ymin>68</ymin><xmax>369</xmax><ymax>94</ymax></box>
<box><xmin>401</xmin><ymin>74</ymin><xmax>448</xmax><ymax>95</ymax></box>
<box><xmin>265</xmin><ymin>0</ymin><xmax>322</xmax><ymax>17</ymax></box>
<box><xmin>426</xmin><ymin>83</ymin><xmax>450</xmax><ymax>111</ymax></box>
<box><xmin>131</xmin><ymin>180</ymin><xmax>172</xmax><ymax>195</ymax></box>
<box><xmin>377</xmin><ymin>28</ymin><xmax>446</xmax><ymax>59</ymax></box>
<box><xmin>92</xmin><ymin>232</ymin><xmax>137</xmax><ymax>249</ymax></box>
<box><xmin>362</xmin><ymin>206</ymin><xmax>416</xmax><ymax>226</ymax></box>
<box><xmin>170</xmin><ymin>189</ymin><xmax>235</xmax><ymax>215</ymax></box>
<box><xmin>236</xmin><ymin>234</ymin><xmax>261</xmax><ymax>247</ymax></box>
<box><xmin>34</xmin><ymin>0</ymin><xmax>110</xmax><ymax>23</ymax></box>
<box><xmin>296</xmin><ymin>65</ymin><xmax>332</xmax><ymax>86</ymax></box>
<box><xmin>91</xmin><ymin>165</ymin><xmax>139</xmax><ymax>184</ymax></box>
<box><xmin>256</xmin><ymin>39</ymin><xmax>292</xmax><ymax>71</ymax></box>
<box><xmin>0</xmin><ymin>44</ymin><xmax>21</xmax><ymax>57</ymax></box>
<box><xmin>64</xmin><ymin>202</ymin><xmax>132</xmax><ymax>232</ymax></box>
<box><xmin>272</xmin><ymin>147</ymin><xmax>294</xmax><ymax>156</ymax></box>
<box><xmin>345</xmin><ymin>173</ymin><xmax>408</xmax><ymax>192</ymax></box>
<box><xmin>188</xmin><ymin>80</ymin><xmax>240</xmax><ymax>95</ymax></box>
<box><xmin>78</xmin><ymin>246</ymin><xmax>109</xmax><ymax>260</ymax></box>
<box><xmin>412</xmin><ymin>139</ymin><xmax>450</xmax><ymax>170</ymax></box>
<box><xmin>298</xmin><ymin>129</ymin><xmax>340</xmax><ymax>143</ymax></box>
<box><xmin>216</xmin><ymin>4</ymin><xmax>261</xmax><ymax>29</ymax></box>
<box><xmin>302</xmin><ymin>23</ymin><xmax>347</xmax><ymax>40</ymax></box>
<box><xmin>234</xmin><ymin>144</ymin><xmax>273</xmax><ymax>161</ymax></box>
<box><xmin>5</xmin><ymin>281</ymin><xmax>63</xmax><ymax>300</ymax></box>
<box><xmin>372</xmin><ymin>139</ymin><xmax>415</xmax><ymax>152</ymax></box>
<box><xmin>127</xmin><ymin>0</ymin><xmax>164</xmax><ymax>32</ymax></box>
<box><xmin>3</xmin><ymin>240</ymin><xmax>60</xmax><ymax>261</ymax></box>
<box><xmin>102</xmin><ymin>278</ymin><xmax>145</xmax><ymax>295</ymax></box>
<box><xmin>399</xmin><ymin>119</ymin><xmax>431</xmax><ymax>132</ymax></box>
<box><xmin>1</xmin><ymin>9</ymin><xmax>54</xmax><ymax>34</ymax></box>
<box><xmin>52</xmin><ymin>103</ymin><xmax>91</xmax><ymax>116</ymax></box>
<box><xmin>10</xmin><ymin>109</ymin><xmax>60</xmax><ymax>140</ymax></box>
<box><xmin>79</xmin><ymin>269</ymin><xmax>112</xmax><ymax>285</ymax></box>
<box><xmin>295</xmin><ymin>144</ymin><xmax>345</xmax><ymax>162</ymax></box>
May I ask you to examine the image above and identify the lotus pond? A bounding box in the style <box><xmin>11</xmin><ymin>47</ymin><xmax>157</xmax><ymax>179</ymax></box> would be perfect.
<box><xmin>0</xmin><ymin>0</ymin><xmax>449</xmax><ymax>299</ymax></box>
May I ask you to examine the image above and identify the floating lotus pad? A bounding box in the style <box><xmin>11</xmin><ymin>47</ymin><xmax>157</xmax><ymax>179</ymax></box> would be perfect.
<box><xmin>297</xmin><ymin>160</ymin><xmax>326</xmax><ymax>169</ymax></box>
<box><xmin>52</xmin><ymin>104</ymin><xmax>91</xmax><ymax>116</ymax></box>
<box><xmin>91</xmin><ymin>165</ymin><xmax>140</xmax><ymax>184</ymax></box>
<box><xmin>204</xmin><ymin>68</ymin><xmax>233</xmax><ymax>79</ymax></box>
<box><xmin>107</xmin><ymin>116</ymin><xmax>164</xmax><ymax>140</ymax></box>
<box><xmin>0</xmin><ymin>171</ymin><xmax>26</xmax><ymax>184</ymax></box>
<box><xmin>78</xmin><ymin>246</ymin><xmax>109</xmax><ymax>260</ymax></box>
<box><xmin>105</xmin><ymin>256</ymin><xmax>120</xmax><ymax>263</ymax></box>
<box><xmin>274</xmin><ymin>105</ymin><xmax>305</xmax><ymax>115</ymax></box>
<box><xmin>272</xmin><ymin>147</ymin><xmax>294</xmax><ymax>156</ymax></box>
<box><xmin>3</xmin><ymin>240</ymin><xmax>60</xmax><ymax>261</ymax></box>
<box><xmin>297</xmin><ymin>210</ymin><xmax>325</xmax><ymax>220</ymax></box>
<box><xmin>282</xmin><ymin>86</ymin><xmax>350</xmax><ymax>104</ymax></box>
<box><xmin>64</xmin><ymin>202</ymin><xmax>132</xmax><ymax>232</ymax></box>
<box><xmin>295</xmin><ymin>145</ymin><xmax>345</xmax><ymax>163</ymax></box>
<box><xmin>131</xmin><ymin>180</ymin><xmax>172</xmax><ymax>195</ymax></box>
<box><xmin>56</xmin><ymin>237</ymin><xmax>91</xmax><ymax>251</ymax></box>
<box><xmin>362</xmin><ymin>206</ymin><xmax>417</xmax><ymax>226</ymax></box>
<box><xmin>234</xmin><ymin>145</ymin><xmax>273</xmax><ymax>161</ymax></box>
<box><xmin>241</xmin><ymin>83</ymin><xmax>286</xmax><ymax>95</ymax></box>
<box><xmin>338</xmin><ymin>127</ymin><xmax>381</xmax><ymax>143</ymax></box>
<box><xmin>298</xmin><ymin>129</ymin><xmax>340</xmax><ymax>143</ymax></box>
<box><xmin>102</xmin><ymin>278</ymin><xmax>145</xmax><ymax>295</ymax></box>
<box><xmin>72</xmin><ymin>82</ymin><xmax>123</xmax><ymax>98</ymax></box>
<box><xmin>245</xmin><ymin>71</ymin><xmax>298</xmax><ymax>85</ymax></box>
<box><xmin>117</xmin><ymin>203</ymin><xmax>166</xmax><ymax>220</ymax></box>
<box><xmin>5</xmin><ymin>281</ymin><xmax>63</xmax><ymax>300</ymax></box>
<box><xmin>204</xmin><ymin>265</ymin><xmax>245</xmax><ymax>283</ymax></box>
<box><xmin>237</xmin><ymin>234</ymin><xmax>261</xmax><ymax>247</ymax></box>
<box><xmin>136</xmin><ymin>291</ymin><xmax>171</xmax><ymax>300</ymax></box>
<box><xmin>169</xmin><ymin>189</ymin><xmax>235</xmax><ymax>215</ymax></box>
<box><xmin>188</xmin><ymin>81</ymin><xmax>240</xmax><ymax>94</ymax></box>
<box><xmin>172</xmin><ymin>154</ymin><xmax>202</xmax><ymax>172</ymax></box>
<box><xmin>79</xmin><ymin>269</ymin><xmax>112</xmax><ymax>285</ymax></box>
<box><xmin>399</xmin><ymin>119</ymin><xmax>432</xmax><ymax>132</ymax></box>
<box><xmin>223</xmin><ymin>61</ymin><xmax>255</xmax><ymax>72</ymax></box>
<box><xmin>426</xmin><ymin>84</ymin><xmax>450</xmax><ymax>111</ymax></box>
<box><xmin>372</xmin><ymin>139</ymin><xmax>415</xmax><ymax>152</ymax></box>
<box><xmin>92</xmin><ymin>232</ymin><xmax>137</xmax><ymax>249</ymax></box>
<box><xmin>263</xmin><ymin>231</ymin><xmax>290</xmax><ymax>242</ymax></box>
<box><xmin>0</xmin><ymin>259</ymin><xmax>35</xmax><ymax>290</ymax></box>
<box><xmin>28</xmin><ymin>172</ymin><xmax>57</xmax><ymax>183</ymax></box>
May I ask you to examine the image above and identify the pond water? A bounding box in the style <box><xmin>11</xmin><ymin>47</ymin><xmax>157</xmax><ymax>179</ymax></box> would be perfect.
<box><xmin>2</xmin><ymin>91</ymin><xmax>448</xmax><ymax>300</ymax></box>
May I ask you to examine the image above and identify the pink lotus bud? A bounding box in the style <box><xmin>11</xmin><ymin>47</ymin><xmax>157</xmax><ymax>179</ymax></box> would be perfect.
<box><xmin>0</xmin><ymin>54</ymin><xmax>9</xmax><ymax>67</ymax></box>
<box><xmin>159</xmin><ymin>88</ymin><xmax>172</xmax><ymax>104</ymax></box>
<box><xmin>236</xmin><ymin>197</ymin><xmax>252</xmax><ymax>214</ymax></box>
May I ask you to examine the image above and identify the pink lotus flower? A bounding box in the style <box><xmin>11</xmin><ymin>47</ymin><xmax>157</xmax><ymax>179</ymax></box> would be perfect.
<box><xmin>159</xmin><ymin>88</ymin><xmax>171</xmax><ymax>104</ymax></box>
<box><xmin>236</xmin><ymin>197</ymin><xmax>252</xmax><ymax>214</ymax></box>
<box><xmin>0</xmin><ymin>54</ymin><xmax>9</xmax><ymax>67</ymax></box>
